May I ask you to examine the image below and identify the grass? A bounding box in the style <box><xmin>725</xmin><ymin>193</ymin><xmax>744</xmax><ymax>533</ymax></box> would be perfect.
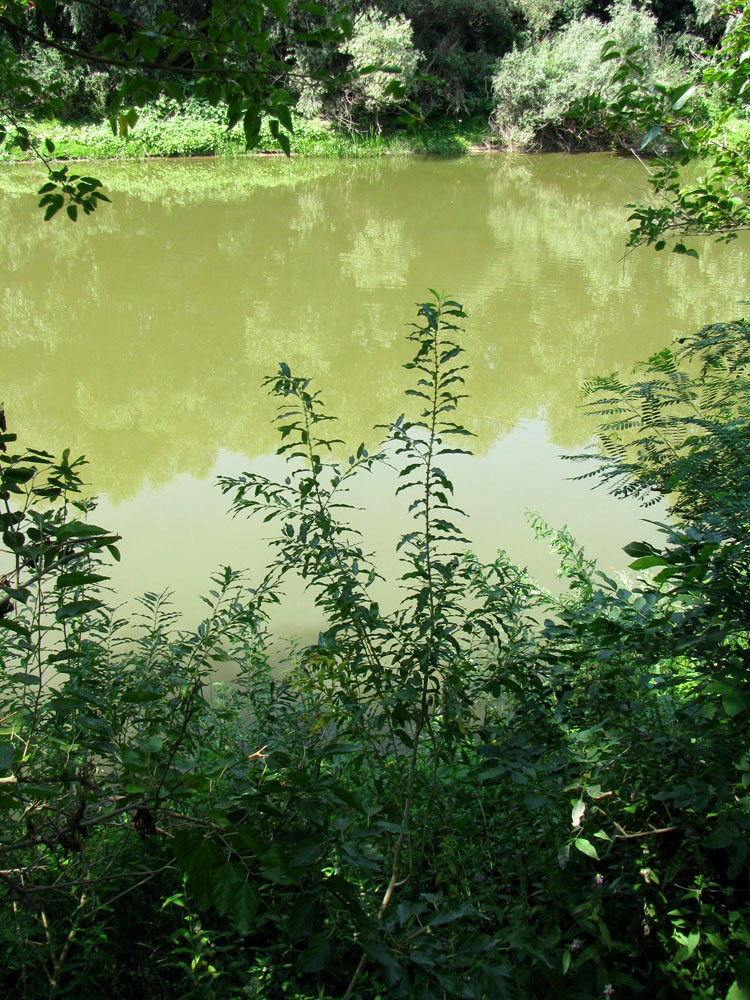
<box><xmin>0</xmin><ymin>100</ymin><xmax>496</xmax><ymax>164</ymax></box>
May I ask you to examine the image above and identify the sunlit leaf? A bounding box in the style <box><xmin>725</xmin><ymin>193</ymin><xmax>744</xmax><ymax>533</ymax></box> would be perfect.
<box><xmin>672</xmin><ymin>84</ymin><xmax>697</xmax><ymax>110</ymax></box>
<box><xmin>640</xmin><ymin>125</ymin><xmax>663</xmax><ymax>150</ymax></box>
<box><xmin>571</xmin><ymin>798</ymin><xmax>585</xmax><ymax>828</ymax></box>
<box><xmin>574</xmin><ymin>838</ymin><xmax>599</xmax><ymax>860</ymax></box>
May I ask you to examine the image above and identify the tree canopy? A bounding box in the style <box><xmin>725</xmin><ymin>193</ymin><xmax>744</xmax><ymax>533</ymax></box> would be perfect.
<box><xmin>0</xmin><ymin>0</ymin><xmax>355</xmax><ymax>216</ymax></box>
<box><xmin>586</xmin><ymin>0</ymin><xmax>750</xmax><ymax>252</ymax></box>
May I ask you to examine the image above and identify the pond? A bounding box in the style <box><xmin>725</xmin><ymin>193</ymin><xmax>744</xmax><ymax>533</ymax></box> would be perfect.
<box><xmin>1</xmin><ymin>152</ymin><xmax>747</xmax><ymax>652</ymax></box>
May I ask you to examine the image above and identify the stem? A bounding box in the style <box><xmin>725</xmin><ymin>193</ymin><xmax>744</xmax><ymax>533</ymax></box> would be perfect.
<box><xmin>302</xmin><ymin>401</ymin><xmax>383</xmax><ymax>675</ymax></box>
<box><xmin>344</xmin><ymin>304</ymin><xmax>449</xmax><ymax>1000</ymax></box>
<box><xmin>341</xmin><ymin>715</ymin><xmax>424</xmax><ymax>1000</ymax></box>
<box><xmin>48</xmin><ymin>888</ymin><xmax>87</xmax><ymax>998</ymax></box>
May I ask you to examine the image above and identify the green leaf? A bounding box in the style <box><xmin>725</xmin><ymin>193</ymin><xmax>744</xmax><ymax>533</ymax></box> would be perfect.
<box><xmin>573</xmin><ymin>838</ymin><xmax>600</xmax><ymax>860</ymax></box>
<box><xmin>360</xmin><ymin>937</ymin><xmax>401</xmax><ymax>986</ymax></box>
<box><xmin>55</xmin><ymin>599</ymin><xmax>103</xmax><ymax>620</ymax></box>
<box><xmin>211</xmin><ymin>860</ymin><xmax>241</xmax><ymax>916</ymax></box>
<box><xmin>736</xmin><ymin>954</ymin><xmax>750</xmax><ymax>989</ymax></box>
<box><xmin>53</xmin><ymin>521</ymin><xmax>109</xmax><ymax>539</ymax></box>
<box><xmin>674</xmin><ymin>931</ymin><xmax>701</xmax><ymax>963</ymax></box>
<box><xmin>288</xmin><ymin>894</ymin><xmax>318</xmax><ymax>940</ymax></box>
<box><xmin>704</xmin><ymin>824</ymin><xmax>739</xmax><ymax>850</ymax></box>
<box><xmin>524</xmin><ymin>792</ymin><xmax>547</xmax><ymax>810</ymax></box>
<box><xmin>121</xmin><ymin>687</ymin><xmax>162</xmax><ymax>704</ymax></box>
<box><xmin>0</xmin><ymin>587</ymin><xmax>28</xmax><ymax>605</ymax></box>
<box><xmin>56</xmin><ymin>572</ymin><xmax>109</xmax><ymax>589</ymax></box>
<box><xmin>430</xmin><ymin>904</ymin><xmax>480</xmax><ymax>926</ymax></box>
<box><xmin>288</xmin><ymin>839</ymin><xmax>323</xmax><ymax>868</ymax></box>
<box><xmin>0</xmin><ymin>619</ymin><xmax>31</xmax><ymax>638</ymax></box>
<box><xmin>264</xmin><ymin>0</ymin><xmax>288</xmax><ymax>21</ymax></box>
<box><xmin>297</xmin><ymin>932</ymin><xmax>331</xmax><ymax>973</ymax></box>
<box><xmin>672</xmin><ymin>84</ymin><xmax>697</xmax><ymax>111</ymax></box>
<box><xmin>722</xmin><ymin>690</ymin><xmax>748</xmax><ymax>717</ymax></box>
<box><xmin>230</xmin><ymin>881</ymin><xmax>260</xmax><ymax>936</ymax></box>
<box><xmin>595</xmin><ymin>917</ymin><xmax>612</xmax><ymax>950</ymax></box>
<box><xmin>728</xmin><ymin>841</ymin><xmax>748</xmax><ymax>881</ymax></box>
<box><xmin>172</xmin><ymin>833</ymin><xmax>224</xmax><ymax>910</ymax></box>
<box><xmin>629</xmin><ymin>556</ymin><xmax>667</xmax><ymax>570</ymax></box>
<box><xmin>277</xmin><ymin>132</ymin><xmax>291</xmax><ymax>157</ymax></box>
<box><xmin>2</xmin><ymin>466</ymin><xmax>35</xmax><ymax>485</ymax></box>
<box><xmin>139</xmin><ymin>35</ymin><xmax>161</xmax><ymax>62</ymax></box>
<box><xmin>47</xmin><ymin>649</ymin><xmax>81</xmax><ymax>663</ymax></box>
<box><xmin>640</xmin><ymin>125</ymin><xmax>663</xmax><ymax>150</ymax></box>
<box><xmin>43</xmin><ymin>197</ymin><xmax>64</xmax><ymax>221</ymax></box>
<box><xmin>0</xmin><ymin>743</ymin><xmax>16</xmax><ymax>772</ymax></box>
<box><xmin>409</xmin><ymin>950</ymin><xmax>435</xmax><ymax>971</ymax></box>
<box><xmin>673</xmin><ymin>244</ymin><xmax>700</xmax><ymax>259</ymax></box>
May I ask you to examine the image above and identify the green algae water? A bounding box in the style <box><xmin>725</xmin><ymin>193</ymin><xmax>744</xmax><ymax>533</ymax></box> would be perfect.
<box><xmin>1</xmin><ymin>153</ymin><xmax>747</xmax><ymax>649</ymax></box>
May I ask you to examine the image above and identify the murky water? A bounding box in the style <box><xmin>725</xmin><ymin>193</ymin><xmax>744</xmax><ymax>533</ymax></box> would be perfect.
<box><xmin>1</xmin><ymin>153</ymin><xmax>747</xmax><ymax>648</ymax></box>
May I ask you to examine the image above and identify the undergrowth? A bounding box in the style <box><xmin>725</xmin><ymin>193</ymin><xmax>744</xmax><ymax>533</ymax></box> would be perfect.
<box><xmin>0</xmin><ymin>100</ymin><xmax>491</xmax><ymax>163</ymax></box>
<box><xmin>1</xmin><ymin>294</ymin><xmax>749</xmax><ymax>998</ymax></box>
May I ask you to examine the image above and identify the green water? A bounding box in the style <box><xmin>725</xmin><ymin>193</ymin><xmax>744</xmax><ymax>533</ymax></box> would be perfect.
<box><xmin>1</xmin><ymin>153</ymin><xmax>747</xmax><ymax>647</ymax></box>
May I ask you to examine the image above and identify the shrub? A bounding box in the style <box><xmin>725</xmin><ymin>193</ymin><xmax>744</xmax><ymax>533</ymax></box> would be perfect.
<box><xmin>509</xmin><ymin>0</ymin><xmax>589</xmax><ymax>41</ymax></box>
<box><xmin>491</xmin><ymin>0</ymin><xmax>677</xmax><ymax>148</ymax></box>
<box><xmin>2</xmin><ymin>293</ymin><xmax>749</xmax><ymax>997</ymax></box>
<box><xmin>24</xmin><ymin>42</ymin><xmax>111</xmax><ymax>121</ymax></box>
<box><xmin>342</xmin><ymin>8</ymin><xmax>422</xmax><ymax>120</ymax></box>
<box><xmin>378</xmin><ymin>0</ymin><xmax>518</xmax><ymax>115</ymax></box>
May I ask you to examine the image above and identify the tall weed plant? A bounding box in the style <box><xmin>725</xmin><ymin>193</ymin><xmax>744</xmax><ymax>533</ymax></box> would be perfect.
<box><xmin>1</xmin><ymin>294</ymin><xmax>749</xmax><ymax>997</ymax></box>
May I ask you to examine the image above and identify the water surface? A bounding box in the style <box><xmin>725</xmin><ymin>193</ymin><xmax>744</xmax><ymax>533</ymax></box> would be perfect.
<box><xmin>1</xmin><ymin>153</ymin><xmax>746</xmax><ymax>647</ymax></box>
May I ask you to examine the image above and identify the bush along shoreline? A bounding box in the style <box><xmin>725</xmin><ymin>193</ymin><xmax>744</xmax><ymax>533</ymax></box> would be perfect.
<box><xmin>2</xmin><ymin>293</ymin><xmax>750</xmax><ymax>998</ymax></box>
<box><xmin>0</xmin><ymin>95</ymin><xmax>704</xmax><ymax>168</ymax></box>
<box><xmin>2</xmin><ymin>1</ymin><xmax>746</xmax><ymax>168</ymax></box>
<box><xmin>0</xmin><ymin>101</ymin><xmax>495</xmax><ymax>163</ymax></box>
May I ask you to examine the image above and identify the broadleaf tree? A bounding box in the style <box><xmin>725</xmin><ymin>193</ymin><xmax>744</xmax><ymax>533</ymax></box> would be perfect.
<box><xmin>0</xmin><ymin>0</ymin><xmax>354</xmax><ymax>218</ymax></box>
<box><xmin>576</xmin><ymin>0</ymin><xmax>750</xmax><ymax>253</ymax></box>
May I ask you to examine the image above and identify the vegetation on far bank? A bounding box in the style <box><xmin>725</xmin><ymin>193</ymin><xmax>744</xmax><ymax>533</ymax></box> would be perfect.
<box><xmin>0</xmin><ymin>102</ymin><xmax>493</xmax><ymax>161</ymax></box>
<box><xmin>1</xmin><ymin>0</ymin><xmax>748</xmax><ymax>172</ymax></box>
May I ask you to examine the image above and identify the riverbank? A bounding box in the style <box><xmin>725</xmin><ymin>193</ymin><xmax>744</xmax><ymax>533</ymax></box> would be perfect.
<box><xmin>10</xmin><ymin>100</ymin><xmax>725</xmax><ymax>167</ymax></box>
<box><xmin>0</xmin><ymin>103</ymin><xmax>497</xmax><ymax>162</ymax></box>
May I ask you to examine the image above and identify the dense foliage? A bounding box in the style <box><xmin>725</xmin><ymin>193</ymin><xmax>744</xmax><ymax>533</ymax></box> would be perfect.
<box><xmin>0</xmin><ymin>0</ymin><xmax>354</xmax><ymax>215</ymax></box>
<box><xmin>2</xmin><ymin>284</ymin><xmax>749</xmax><ymax>997</ymax></box>
<box><xmin>1</xmin><ymin>4</ymin><xmax>749</xmax><ymax>998</ymax></box>
<box><xmin>0</xmin><ymin>0</ymin><xmax>738</xmax><ymax>192</ymax></box>
<box><xmin>490</xmin><ymin>0</ymin><xmax>674</xmax><ymax>149</ymax></box>
<box><xmin>580</xmin><ymin>0</ymin><xmax>750</xmax><ymax>252</ymax></box>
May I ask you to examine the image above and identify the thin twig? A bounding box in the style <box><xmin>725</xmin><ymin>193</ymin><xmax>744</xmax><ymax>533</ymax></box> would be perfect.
<box><xmin>613</xmin><ymin>822</ymin><xmax>679</xmax><ymax>839</ymax></box>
